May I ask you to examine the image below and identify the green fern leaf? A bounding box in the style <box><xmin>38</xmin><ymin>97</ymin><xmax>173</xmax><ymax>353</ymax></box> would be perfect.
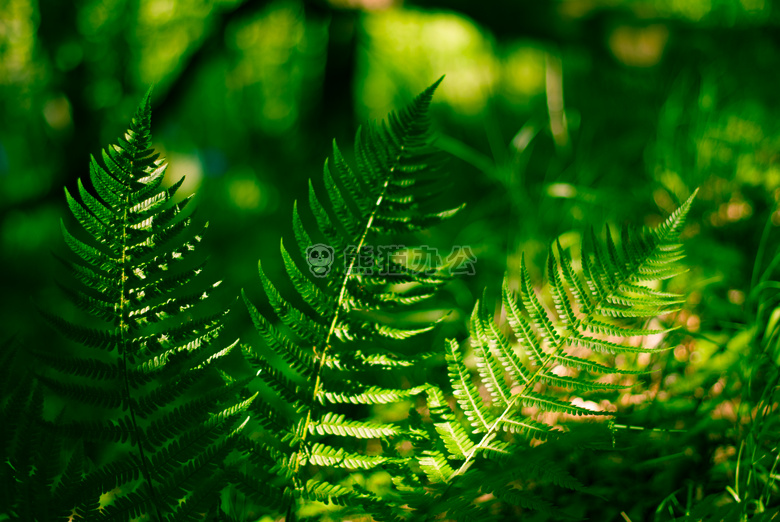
<box><xmin>425</xmin><ymin>385</ymin><xmax>476</xmax><ymax>459</ymax></box>
<box><xmin>0</xmin><ymin>339</ymin><xmax>100</xmax><ymax>519</ymax></box>
<box><xmin>422</xmin><ymin>190</ymin><xmax>698</xmax><ymax>518</ymax></box>
<box><xmin>447</xmin><ymin>338</ymin><xmax>498</xmax><ymax>432</ymax></box>
<box><xmin>310</xmin><ymin>412</ymin><xmax>403</xmax><ymax>438</ymax></box>
<box><xmin>418</xmin><ymin>450</ymin><xmax>456</xmax><ymax>484</ymax></box>
<box><xmin>35</xmin><ymin>89</ymin><xmax>250</xmax><ymax>519</ymax></box>
<box><xmin>240</xmin><ymin>78</ymin><xmax>462</xmax><ymax>519</ymax></box>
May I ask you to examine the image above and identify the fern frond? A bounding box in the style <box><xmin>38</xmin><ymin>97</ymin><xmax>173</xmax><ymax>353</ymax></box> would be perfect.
<box><xmin>34</xmin><ymin>89</ymin><xmax>246</xmax><ymax>519</ymax></box>
<box><xmin>240</xmin><ymin>78</ymin><xmax>462</xmax><ymax>519</ymax></box>
<box><xmin>422</xmin><ymin>190</ymin><xmax>697</xmax><ymax>518</ymax></box>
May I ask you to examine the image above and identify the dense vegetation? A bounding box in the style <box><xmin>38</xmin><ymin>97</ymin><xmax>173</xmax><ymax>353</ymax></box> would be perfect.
<box><xmin>2</xmin><ymin>0</ymin><xmax>780</xmax><ymax>521</ymax></box>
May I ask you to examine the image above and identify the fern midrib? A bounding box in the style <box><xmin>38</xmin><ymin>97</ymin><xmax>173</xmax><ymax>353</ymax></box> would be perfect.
<box><xmin>444</xmin><ymin>234</ymin><xmax>668</xmax><ymax>490</ymax></box>
<box><xmin>287</xmin><ymin>143</ymin><xmax>403</xmax><ymax>515</ymax></box>
<box><xmin>117</xmin><ymin>152</ymin><xmax>163</xmax><ymax>521</ymax></box>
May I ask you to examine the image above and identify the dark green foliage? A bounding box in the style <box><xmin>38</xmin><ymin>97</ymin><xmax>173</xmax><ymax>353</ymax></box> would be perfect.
<box><xmin>1</xmin><ymin>337</ymin><xmax>93</xmax><ymax>520</ymax></box>
<box><xmin>21</xmin><ymin>92</ymin><xmax>253</xmax><ymax>520</ymax></box>
<box><xmin>10</xmin><ymin>4</ymin><xmax>780</xmax><ymax>518</ymax></box>
<box><xmin>0</xmin><ymin>82</ymin><xmax>721</xmax><ymax>522</ymax></box>
<box><xmin>684</xmin><ymin>217</ymin><xmax>780</xmax><ymax>522</ymax></box>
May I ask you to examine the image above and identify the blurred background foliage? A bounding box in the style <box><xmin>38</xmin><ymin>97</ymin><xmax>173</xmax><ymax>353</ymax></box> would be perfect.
<box><xmin>2</xmin><ymin>0</ymin><xmax>780</xmax><ymax>519</ymax></box>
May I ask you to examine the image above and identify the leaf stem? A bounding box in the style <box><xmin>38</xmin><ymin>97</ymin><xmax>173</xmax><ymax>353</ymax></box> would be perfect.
<box><xmin>119</xmin><ymin>149</ymin><xmax>163</xmax><ymax>522</ymax></box>
<box><xmin>287</xmin><ymin>165</ymin><xmax>397</xmax><ymax>518</ymax></box>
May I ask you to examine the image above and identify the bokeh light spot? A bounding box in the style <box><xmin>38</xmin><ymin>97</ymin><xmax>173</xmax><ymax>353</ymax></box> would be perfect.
<box><xmin>43</xmin><ymin>96</ymin><xmax>73</xmax><ymax>131</ymax></box>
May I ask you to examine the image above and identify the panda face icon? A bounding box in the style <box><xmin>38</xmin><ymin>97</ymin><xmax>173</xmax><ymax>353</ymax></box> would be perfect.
<box><xmin>306</xmin><ymin>244</ymin><xmax>335</xmax><ymax>277</ymax></box>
